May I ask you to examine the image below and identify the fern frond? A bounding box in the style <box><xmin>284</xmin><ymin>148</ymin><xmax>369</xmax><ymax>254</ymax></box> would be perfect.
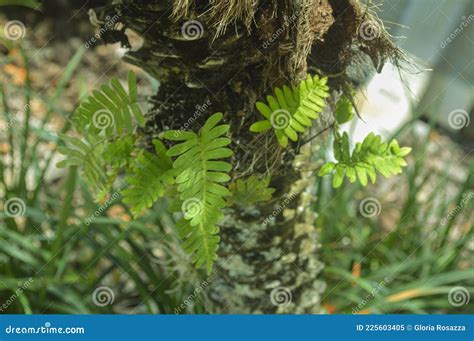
<box><xmin>57</xmin><ymin>134</ymin><xmax>110</xmax><ymax>197</ymax></box>
<box><xmin>72</xmin><ymin>71</ymin><xmax>145</xmax><ymax>137</ymax></box>
<box><xmin>250</xmin><ymin>74</ymin><xmax>330</xmax><ymax>147</ymax></box>
<box><xmin>122</xmin><ymin>140</ymin><xmax>174</xmax><ymax>218</ymax></box>
<box><xmin>58</xmin><ymin>72</ymin><xmax>146</xmax><ymax>201</ymax></box>
<box><xmin>334</xmin><ymin>95</ymin><xmax>355</xmax><ymax>124</ymax></box>
<box><xmin>162</xmin><ymin>112</ymin><xmax>233</xmax><ymax>273</ymax></box>
<box><xmin>229</xmin><ymin>175</ymin><xmax>275</xmax><ymax>205</ymax></box>
<box><xmin>319</xmin><ymin>131</ymin><xmax>411</xmax><ymax>188</ymax></box>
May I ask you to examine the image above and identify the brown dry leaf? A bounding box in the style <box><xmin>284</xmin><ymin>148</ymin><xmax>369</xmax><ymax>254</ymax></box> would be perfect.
<box><xmin>351</xmin><ymin>261</ymin><xmax>361</xmax><ymax>287</ymax></box>
<box><xmin>107</xmin><ymin>204</ymin><xmax>131</xmax><ymax>222</ymax></box>
<box><xmin>0</xmin><ymin>142</ymin><xmax>10</xmax><ymax>154</ymax></box>
<box><xmin>322</xmin><ymin>303</ymin><xmax>337</xmax><ymax>314</ymax></box>
<box><xmin>3</xmin><ymin>63</ymin><xmax>26</xmax><ymax>85</ymax></box>
<box><xmin>31</xmin><ymin>98</ymin><xmax>46</xmax><ymax>118</ymax></box>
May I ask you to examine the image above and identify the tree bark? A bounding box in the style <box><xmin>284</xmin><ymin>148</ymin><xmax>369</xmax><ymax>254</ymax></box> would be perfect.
<box><xmin>96</xmin><ymin>0</ymin><xmax>399</xmax><ymax>313</ymax></box>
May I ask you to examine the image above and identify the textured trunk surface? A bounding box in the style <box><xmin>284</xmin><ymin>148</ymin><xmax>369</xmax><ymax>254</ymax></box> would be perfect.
<box><xmin>97</xmin><ymin>0</ymin><xmax>397</xmax><ymax>313</ymax></box>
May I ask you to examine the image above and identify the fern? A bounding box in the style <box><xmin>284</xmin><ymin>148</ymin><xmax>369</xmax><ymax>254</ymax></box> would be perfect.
<box><xmin>57</xmin><ymin>134</ymin><xmax>110</xmax><ymax>197</ymax></box>
<box><xmin>58</xmin><ymin>71</ymin><xmax>145</xmax><ymax>199</ymax></box>
<box><xmin>334</xmin><ymin>95</ymin><xmax>355</xmax><ymax>124</ymax></box>
<box><xmin>73</xmin><ymin>71</ymin><xmax>145</xmax><ymax>137</ymax></box>
<box><xmin>161</xmin><ymin>113</ymin><xmax>233</xmax><ymax>273</ymax></box>
<box><xmin>229</xmin><ymin>175</ymin><xmax>275</xmax><ymax>205</ymax></box>
<box><xmin>249</xmin><ymin>74</ymin><xmax>330</xmax><ymax>147</ymax></box>
<box><xmin>122</xmin><ymin>140</ymin><xmax>174</xmax><ymax>218</ymax></box>
<box><xmin>57</xmin><ymin>68</ymin><xmax>413</xmax><ymax>275</ymax></box>
<box><xmin>318</xmin><ymin>131</ymin><xmax>411</xmax><ymax>188</ymax></box>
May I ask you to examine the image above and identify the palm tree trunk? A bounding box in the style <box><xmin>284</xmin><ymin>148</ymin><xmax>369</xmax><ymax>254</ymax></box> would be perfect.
<box><xmin>97</xmin><ymin>0</ymin><xmax>399</xmax><ymax>313</ymax></box>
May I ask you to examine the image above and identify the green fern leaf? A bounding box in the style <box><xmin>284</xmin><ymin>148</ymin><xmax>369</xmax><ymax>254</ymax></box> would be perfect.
<box><xmin>250</xmin><ymin>74</ymin><xmax>329</xmax><ymax>147</ymax></box>
<box><xmin>162</xmin><ymin>112</ymin><xmax>233</xmax><ymax>273</ymax></box>
<box><xmin>229</xmin><ymin>175</ymin><xmax>275</xmax><ymax>205</ymax></box>
<box><xmin>122</xmin><ymin>140</ymin><xmax>174</xmax><ymax>217</ymax></box>
<box><xmin>334</xmin><ymin>95</ymin><xmax>355</xmax><ymax>124</ymax></box>
<box><xmin>73</xmin><ymin>70</ymin><xmax>145</xmax><ymax>137</ymax></box>
<box><xmin>57</xmin><ymin>134</ymin><xmax>110</xmax><ymax>198</ymax></box>
<box><xmin>319</xmin><ymin>131</ymin><xmax>411</xmax><ymax>188</ymax></box>
<box><xmin>58</xmin><ymin>72</ymin><xmax>146</xmax><ymax>201</ymax></box>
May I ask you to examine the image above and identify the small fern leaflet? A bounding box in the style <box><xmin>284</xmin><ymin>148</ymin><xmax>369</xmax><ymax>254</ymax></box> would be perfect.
<box><xmin>319</xmin><ymin>131</ymin><xmax>412</xmax><ymax>188</ymax></box>
<box><xmin>229</xmin><ymin>175</ymin><xmax>275</xmax><ymax>205</ymax></box>
<box><xmin>122</xmin><ymin>140</ymin><xmax>175</xmax><ymax>218</ymax></box>
<box><xmin>73</xmin><ymin>70</ymin><xmax>145</xmax><ymax>137</ymax></box>
<box><xmin>250</xmin><ymin>74</ymin><xmax>330</xmax><ymax>147</ymax></box>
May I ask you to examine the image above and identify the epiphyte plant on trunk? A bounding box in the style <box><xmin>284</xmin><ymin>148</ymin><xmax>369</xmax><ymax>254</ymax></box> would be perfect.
<box><xmin>58</xmin><ymin>0</ymin><xmax>412</xmax><ymax>313</ymax></box>
<box><xmin>58</xmin><ymin>70</ymin><xmax>411</xmax><ymax>274</ymax></box>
